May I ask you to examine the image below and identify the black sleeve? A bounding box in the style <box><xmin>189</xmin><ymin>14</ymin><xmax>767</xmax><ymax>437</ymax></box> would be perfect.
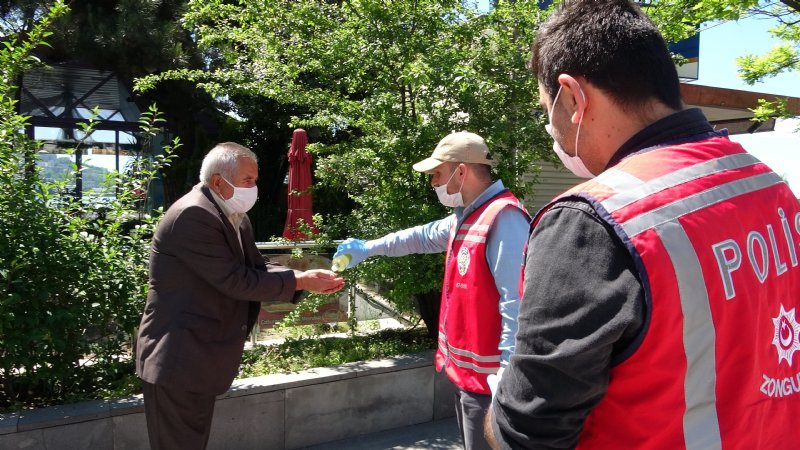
<box><xmin>491</xmin><ymin>199</ymin><xmax>646</xmax><ymax>449</ymax></box>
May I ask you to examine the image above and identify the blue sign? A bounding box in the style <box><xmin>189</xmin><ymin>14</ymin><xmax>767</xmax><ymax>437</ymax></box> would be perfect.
<box><xmin>670</xmin><ymin>33</ymin><xmax>700</xmax><ymax>59</ymax></box>
<box><xmin>670</xmin><ymin>33</ymin><xmax>700</xmax><ymax>80</ymax></box>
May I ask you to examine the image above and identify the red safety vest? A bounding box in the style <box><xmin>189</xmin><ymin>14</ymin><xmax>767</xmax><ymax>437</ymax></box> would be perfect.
<box><xmin>435</xmin><ymin>190</ymin><xmax>528</xmax><ymax>395</ymax></box>
<box><xmin>533</xmin><ymin>135</ymin><xmax>800</xmax><ymax>449</ymax></box>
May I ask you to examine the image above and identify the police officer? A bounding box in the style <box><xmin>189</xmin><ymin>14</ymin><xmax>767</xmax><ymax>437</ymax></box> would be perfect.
<box><xmin>487</xmin><ymin>1</ymin><xmax>800</xmax><ymax>449</ymax></box>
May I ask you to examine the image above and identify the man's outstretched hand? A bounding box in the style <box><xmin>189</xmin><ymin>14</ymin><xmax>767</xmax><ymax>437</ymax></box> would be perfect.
<box><xmin>295</xmin><ymin>269</ymin><xmax>345</xmax><ymax>295</ymax></box>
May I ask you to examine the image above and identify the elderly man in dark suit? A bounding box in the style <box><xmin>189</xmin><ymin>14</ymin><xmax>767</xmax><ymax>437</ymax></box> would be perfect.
<box><xmin>136</xmin><ymin>142</ymin><xmax>344</xmax><ymax>449</ymax></box>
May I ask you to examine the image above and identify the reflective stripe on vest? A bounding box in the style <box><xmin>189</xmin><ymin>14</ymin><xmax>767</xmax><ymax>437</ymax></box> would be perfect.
<box><xmin>438</xmin><ymin>333</ymin><xmax>502</xmax><ymax>374</ymax></box>
<box><xmin>536</xmin><ymin>137</ymin><xmax>800</xmax><ymax>450</ymax></box>
<box><xmin>436</xmin><ymin>190</ymin><xmax>529</xmax><ymax>394</ymax></box>
<box><xmin>589</xmin><ymin>152</ymin><xmax>786</xmax><ymax>449</ymax></box>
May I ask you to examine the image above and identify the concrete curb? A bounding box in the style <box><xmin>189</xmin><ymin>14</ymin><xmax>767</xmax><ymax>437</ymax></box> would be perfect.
<box><xmin>0</xmin><ymin>351</ymin><xmax>456</xmax><ymax>449</ymax></box>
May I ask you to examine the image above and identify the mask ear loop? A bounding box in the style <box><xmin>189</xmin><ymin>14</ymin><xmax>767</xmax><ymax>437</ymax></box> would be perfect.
<box><xmin>442</xmin><ymin>166</ymin><xmax>457</xmax><ymax>187</ymax></box>
<box><xmin>443</xmin><ymin>164</ymin><xmax>465</xmax><ymax>193</ymax></box>
<box><xmin>574</xmin><ymin>86</ymin><xmax>587</xmax><ymax>158</ymax></box>
<box><xmin>455</xmin><ymin>165</ymin><xmax>466</xmax><ymax>193</ymax></box>
<box><xmin>548</xmin><ymin>86</ymin><xmax>563</xmax><ymax>121</ymax></box>
<box><xmin>215</xmin><ymin>174</ymin><xmax>231</xmax><ymax>197</ymax></box>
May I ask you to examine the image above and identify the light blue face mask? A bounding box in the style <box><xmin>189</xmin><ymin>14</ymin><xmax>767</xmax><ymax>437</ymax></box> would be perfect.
<box><xmin>545</xmin><ymin>86</ymin><xmax>595</xmax><ymax>178</ymax></box>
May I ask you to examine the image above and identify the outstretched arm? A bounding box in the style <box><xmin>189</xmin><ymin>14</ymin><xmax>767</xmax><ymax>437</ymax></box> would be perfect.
<box><xmin>334</xmin><ymin>215</ymin><xmax>454</xmax><ymax>269</ymax></box>
<box><xmin>294</xmin><ymin>269</ymin><xmax>345</xmax><ymax>295</ymax></box>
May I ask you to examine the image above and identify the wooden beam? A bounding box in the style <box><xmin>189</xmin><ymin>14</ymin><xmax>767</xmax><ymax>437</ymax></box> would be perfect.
<box><xmin>712</xmin><ymin>118</ymin><xmax>776</xmax><ymax>134</ymax></box>
<box><xmin>680</xmin><ymin>83</ymin><xmax>800</xmax><ymax>115</ymax></box>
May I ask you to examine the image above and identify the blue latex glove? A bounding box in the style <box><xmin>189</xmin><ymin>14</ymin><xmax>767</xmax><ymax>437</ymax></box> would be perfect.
<box><xmin>334</xmin><ymin>238</ymin><xmax>369</xmax><ymax>268</ymax></box>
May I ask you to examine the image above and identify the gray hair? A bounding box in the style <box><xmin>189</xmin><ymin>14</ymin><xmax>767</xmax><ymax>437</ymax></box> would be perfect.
<box><xmin>199</xmin><ymin>142</ymin><xmax>258</xmax><ymax>185</ymax></box>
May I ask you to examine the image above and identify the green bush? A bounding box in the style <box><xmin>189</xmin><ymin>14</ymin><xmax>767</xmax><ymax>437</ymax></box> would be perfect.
<box><xmin>239</xmin><ymin>327</ymin><xmax>436</xmax><ymax>378</ymax></box>
<box><xmin>0</xmin><ymin>2</ymin><xmax>436</xmax><ymax>414</ymax></box>
<box><xmin>138</xmin><ymin>1</ymin><xmax>550</xmax><ymax>325</ymax></box>
<box><xmin>0</xmin><ymin>2</ymin><xmax>178</xmax><ymax>412</ymax></box>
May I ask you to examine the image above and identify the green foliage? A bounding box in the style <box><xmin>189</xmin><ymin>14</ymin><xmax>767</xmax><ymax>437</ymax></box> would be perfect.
<box><xmin>642</xmin><ymin>1</ymin><xmax>799</xmax><ymax>122</ymax></box>
<box><xmin>751</xmin><ymin>97</ymin><xmax>792</xmax><ymax>122</ymax></box>
<box><xmin>642</xmin><ymin>0</ymin><xmax>760</xmax><ymax>45</ymax></box>
<box><xmin>2</xmin><ymin>0</ymin><xmax>199</xmax><ymax>86</ymax></box>
<box><xmin>0</xmin><ymin>3</ymin><xmax>180</xmax><ymax>411</ymax></box>
<box><xmin>266</xmin><ymin>220</ymin><xmax>363</xmax><ymax>332</ymax></box>
<box><xmin>735</xmin><ymin>3</ymin><xmax>800</xmax><ymax>92</ymax></box>
<box><xmin>731</xmin><ymin>2</ymin><xmax>799</xmax><ymax>122</ymax></box>
<box><xmin>1</xmin><ymin>0</ymin><xmax>241</xmax><ymax>215</ymax></box>
<box><xmin>274</xmin><ymin>292</ymin><xmax>341</xmax><ymax>330</ymax></box>
<box><xmin>238</xmin><ymin>327</ymin><xmax>436</xmax><ymax>377</ymax></box>
<box><xmin>139</xmin><ymin>0</ymin><xmax>552</xmax><ymax>309</ymax></box>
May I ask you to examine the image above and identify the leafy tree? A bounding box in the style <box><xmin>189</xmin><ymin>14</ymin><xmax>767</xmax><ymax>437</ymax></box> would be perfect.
<box><xmin>137</xmin><ymin>0</ymin><xmax>552</xmax><ymax>327</ymax></box>
<box><xmin>1</xmin><ymin>0</ymin><xmax>196</xmax><ymax>80</ymax></box>
<box><xmin>736</xmin><ymin>1</ymin><xmax>800</xmax><ymax>122</ymax></box>
<box><xmin>0</xmin><ymin>0</ymin><xmax>229</xmax><ymax>205</ymax></box>
<box><xmin>0</xmin><ymin>2</ymin><xmax>179</xmax><ymax>410</ymax></box>
<box><xmin>736</xmin><ymin>2</ymin><xmax>799</xmax><ymax>83</ymax></box>
<box><xmin>643</xmin><ymin>0</ymin><xmax>799</xmax><ymax>123</ymax></box>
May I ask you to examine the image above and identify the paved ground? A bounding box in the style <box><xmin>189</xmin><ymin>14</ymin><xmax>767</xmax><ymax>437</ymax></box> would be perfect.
<box><xmin>300</xmin><ymin>416</ymin><xmax>462</xmax><ymax>450</ymax></box>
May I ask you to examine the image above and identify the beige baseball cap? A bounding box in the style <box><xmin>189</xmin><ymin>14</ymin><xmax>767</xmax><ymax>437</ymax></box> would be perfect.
<box><xmin>412</xmin><ymin>131</ymin><xmax>496</xmax><ymax>173</ymax></box>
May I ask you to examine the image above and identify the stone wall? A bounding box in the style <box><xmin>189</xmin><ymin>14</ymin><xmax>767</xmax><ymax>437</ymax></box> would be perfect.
<box><xmin>0</xmin><ymin>351</ymin><xmax>457</xmax><ymax>450</ymax></box>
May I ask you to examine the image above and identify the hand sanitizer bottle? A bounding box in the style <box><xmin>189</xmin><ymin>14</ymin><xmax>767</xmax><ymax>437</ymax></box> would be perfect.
<box><xmin>331</xmin><ymin>254</ymin><xmax>351</xmax><ymax>272</ymax></box>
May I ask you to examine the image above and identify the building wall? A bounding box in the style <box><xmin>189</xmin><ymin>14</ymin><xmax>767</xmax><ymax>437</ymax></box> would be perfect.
<box><xmin>522</xmin><ymin>160</ymin><xmax>583</xmax><ymax>214</ymax></box>
<box><xmin>0</xmin><ymin>352</ymin><xmax>457</xmax><ymax>450</ymax></box>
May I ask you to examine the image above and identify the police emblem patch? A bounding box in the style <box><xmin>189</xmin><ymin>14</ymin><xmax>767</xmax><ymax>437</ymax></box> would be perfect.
<box><xmin>457</xmin><ymin>247</ymin><xmax>470</xmax><ymax>276</ymax></box>
<box><xmin>772</xmin><ymin>304</ymin><xmax>800</xmax><ymax>367</ymax></box>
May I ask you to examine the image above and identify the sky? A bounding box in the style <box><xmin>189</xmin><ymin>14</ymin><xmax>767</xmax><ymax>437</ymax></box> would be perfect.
<box><xmin>474</xmin><ymin>1</ymin><xmax>800</xmax><ymax>196</ymax></box>
<box><xmin>692</xmin><ymin>15</ymin><xmax>800</xmax><ymax>196</ymax></box>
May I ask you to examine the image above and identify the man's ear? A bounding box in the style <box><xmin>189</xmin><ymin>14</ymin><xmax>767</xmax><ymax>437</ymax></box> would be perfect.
<box><xmin>209</xmin><ymin>174</ymin><xmax>222</xmax><ymax>194</ymax></box>
<box><xmin>458</xmin><ymin>163</ymin><xmax>467</xmax><ymax>178</ymax></box>
<box><xmin>557</xmin><ymin>74</ymin><xmax>587</xmax><ymax>124</ymax></box>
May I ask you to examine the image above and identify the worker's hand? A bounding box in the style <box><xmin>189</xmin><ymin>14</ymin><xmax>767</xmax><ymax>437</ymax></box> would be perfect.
<box><xmin>333</xmin><ymin>238</ymin><xmax>369</xmax><ymax>268</ymax></box>
<box><xmin>295</xmin><ymin>269</ymin><xmax>345</xmax><ymax>295</ymax></box>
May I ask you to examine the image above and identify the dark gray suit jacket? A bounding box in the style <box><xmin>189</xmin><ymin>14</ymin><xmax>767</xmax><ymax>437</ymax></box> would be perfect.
<box><xmin>136</xmin><ymin>183</ymin><xmax>296</xmax><ymax>395</ymax></box>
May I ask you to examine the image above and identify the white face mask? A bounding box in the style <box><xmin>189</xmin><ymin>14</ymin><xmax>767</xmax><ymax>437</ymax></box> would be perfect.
<box><xmin>545</xmin><ymin>86</ymin><xmax>595</xmax><ymax>179</ymax></box>
<box><xmin>434</xmin><ymin>167</ymin><xmax>464</xmax><ymax>207</ymax></box>
<box><xmin>220</xmin><ymin>176</ymin><xmax>258</xmax><ymax>214</ymax></box>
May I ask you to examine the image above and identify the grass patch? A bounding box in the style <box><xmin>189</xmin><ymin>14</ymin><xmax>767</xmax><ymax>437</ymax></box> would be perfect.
<box><xmin>239</xmin><ymin>327</ymin><xmax>436</xmax><ymax>377</ymax></box>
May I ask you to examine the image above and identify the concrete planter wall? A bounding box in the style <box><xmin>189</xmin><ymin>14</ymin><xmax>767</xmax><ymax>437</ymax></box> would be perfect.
<box><xmin>0</xmin><ymin>351</ymin><xmax>456</xmax><ymax>449</ymax></box>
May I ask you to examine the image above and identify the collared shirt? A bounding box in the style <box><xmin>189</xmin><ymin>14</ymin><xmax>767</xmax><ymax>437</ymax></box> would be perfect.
<box><xmin>364</xmin><ymin>180</ymin><xmax>530</xmax><ymax>366</ymax></box>
<box><xmin>606</xmin><ymin>107</ymin><xmax>714</xmax><ymax>169</ymax></box>
<box><xmin>210</xmin><ymin>188</ymin><xmax>245</xmax><ymax>253</ymax></box>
